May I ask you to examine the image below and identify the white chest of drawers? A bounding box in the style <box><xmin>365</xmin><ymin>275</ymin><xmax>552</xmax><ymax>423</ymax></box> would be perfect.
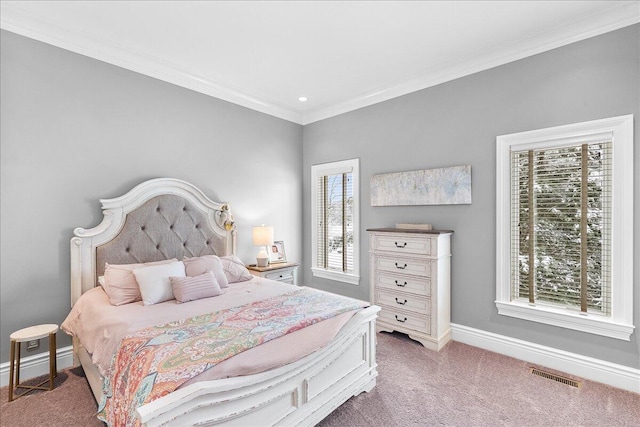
<box><xmin>367</xmin><ymin>228</ymin><xmax>452</xmax><ymax>351</ymax></box>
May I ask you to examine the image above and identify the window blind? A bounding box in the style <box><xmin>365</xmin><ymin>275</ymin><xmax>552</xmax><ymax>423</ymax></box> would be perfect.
<box><xmin>510</xmin><ymin>140</ymin><xmax>612</xmax><ymax>315</ymax></box>
<box><xmin>316</xmin><ymin>172</ymin><xmax>354</xmax><ymax>274</ymax></box>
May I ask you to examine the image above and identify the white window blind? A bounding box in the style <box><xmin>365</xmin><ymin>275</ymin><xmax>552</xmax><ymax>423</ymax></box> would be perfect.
<box><xmin>511</xmin><ymin>141</ymin><xmax>612</xmax><ymax>315</ymax></box>
<box><xmin>496</xmin><ymin>115</ymin><xmax>634</xmax><ymax>340</ymax></box>
<box><xmin>317</xmin><ymin>172</ymin><xmax>354</xmax><ymax>273</ymax></box>
<box><xmin>311</xmin><ymin>159</ymin><xmax>360</xmax><ymax>285</ymax></box>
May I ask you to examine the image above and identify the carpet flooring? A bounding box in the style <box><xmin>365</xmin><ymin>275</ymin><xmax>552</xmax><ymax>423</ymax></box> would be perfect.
<box><xmin>1</xmin><ymin>332</ymin><xmax>638</xmax><ymax>426</ymax></box>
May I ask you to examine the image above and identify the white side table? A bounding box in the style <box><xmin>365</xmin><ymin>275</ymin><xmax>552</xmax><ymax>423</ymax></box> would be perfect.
<box><xmin>247</xmin><ymin>262</ymin><xmax>300</xmax><ymax>285</ymax></box>
<box><xmin>8</xmin><ymin>324</ymin><xmax>58</xmax><ymax>402</ymax></box>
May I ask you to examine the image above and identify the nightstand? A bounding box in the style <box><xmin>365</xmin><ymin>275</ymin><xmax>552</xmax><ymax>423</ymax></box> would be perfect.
<box><xmin>247</xmin><ymin>262</ymin><xmax>300</xmax><ymax>285</ymax></box>
<box><xmin>8</xmin><ymin>324</ymin><xmax>58</xmax><ymax>401</ymax></box>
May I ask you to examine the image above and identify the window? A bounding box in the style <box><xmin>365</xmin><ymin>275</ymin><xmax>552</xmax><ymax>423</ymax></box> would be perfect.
<box><xmin>311</xmin><ymin>159</ymin><xmax>360</xmax><ymax>284</ymax></box>
<box><xmin>496</xmin><ymin>115</ymin><xmax>634</xmax><ymax>340</ymax></box>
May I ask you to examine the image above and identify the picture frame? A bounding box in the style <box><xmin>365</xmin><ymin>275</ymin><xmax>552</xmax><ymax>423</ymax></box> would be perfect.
<box><xmin>269</xmin><ymin>240</ymin><xmax>286</xmax><ymax>264</ymax></box>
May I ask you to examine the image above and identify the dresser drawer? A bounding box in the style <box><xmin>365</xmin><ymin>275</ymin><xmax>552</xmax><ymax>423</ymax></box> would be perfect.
<box><xmin>376</xmin><ymin>289</ymin><xmax>430</xmax><ymax>315</ymax></box>
<box><xmin>376</xmin><ymin>272</ymin><xmax>431</xmax><ymax>296</ymax></box>
<box><xmin>371</xmin><ymin>233</ymin><xmax>434</xmax><ymax>256</ymax></box>
<box><xmin>378</xmin><ymin>308</ymin><xmax>431</xmax><ymax>335</ymax></box>
<box><xmin>375</xmin><ymin>256</ymin><xmax>431</xmax><ymax>277</ymax></box>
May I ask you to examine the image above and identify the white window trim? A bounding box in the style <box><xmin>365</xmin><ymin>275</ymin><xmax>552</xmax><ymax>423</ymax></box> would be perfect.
<box><xmin>311</xmin><ymin>158</ymin><xmax>360</xmax><ymax>285</ymax></box>
<box><xmin>496</xmin><ymin>115</ymin><xmax>634</xmax><ymax>340</ymax></box>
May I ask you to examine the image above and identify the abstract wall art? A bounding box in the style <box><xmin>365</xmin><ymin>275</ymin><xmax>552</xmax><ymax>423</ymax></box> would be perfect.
<box><xmin>370</xmin><ymin>165</ymin><xmax>472</xmax><ymax>206</ymax></box>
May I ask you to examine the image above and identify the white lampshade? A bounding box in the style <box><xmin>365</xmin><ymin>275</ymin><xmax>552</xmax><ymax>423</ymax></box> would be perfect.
<box><xmin>252</xmin><ymin>225</ymin><xmax>274</xmax><ymax>246</ymax></box>
<box><xmin>253</xmin><ymin>225</ymin><xmax>274</xmax><ymax>267</ymax></box>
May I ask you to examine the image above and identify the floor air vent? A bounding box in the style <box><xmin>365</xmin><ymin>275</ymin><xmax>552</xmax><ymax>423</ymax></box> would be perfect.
<box><xmin>529</xmin><ymin>368</ymin><xmax>582</xmax><ymax>388</ymax></box>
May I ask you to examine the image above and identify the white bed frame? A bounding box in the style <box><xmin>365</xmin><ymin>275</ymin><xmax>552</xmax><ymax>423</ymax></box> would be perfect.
<box><xmin>70</xmin><ymin>178</ymin><xmax>379</xmax><ymax>426</ymax></box>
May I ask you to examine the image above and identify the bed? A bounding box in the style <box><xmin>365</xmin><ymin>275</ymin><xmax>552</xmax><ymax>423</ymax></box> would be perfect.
<box><xmin>65</xmin><ymin>178</ymin><xmax>379</xmax><ymax>426</ymax></box>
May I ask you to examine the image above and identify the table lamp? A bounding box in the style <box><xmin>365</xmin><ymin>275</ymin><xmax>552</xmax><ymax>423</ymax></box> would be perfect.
<box><xmin>252</xmin><ymin>225</ymin><xmax>274</xmax><ymax>267</ymax></box>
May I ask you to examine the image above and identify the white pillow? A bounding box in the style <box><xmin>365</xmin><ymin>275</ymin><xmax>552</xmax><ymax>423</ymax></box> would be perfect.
<box><xmin>133</xmin><ymin>261</ymin><xmax>186</xmax><ymax>305</ymax></box>
<box><xmin>103</xmin><ymin>258</ymin><xmax>178</xmax><ymax>306</ymax></box>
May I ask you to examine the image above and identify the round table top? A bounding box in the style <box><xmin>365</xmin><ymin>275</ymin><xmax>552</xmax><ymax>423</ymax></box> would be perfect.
<box><xmin>10</xmin><ymin>324</ymin><xmax>59</xmax><ymax>342</ymax></box>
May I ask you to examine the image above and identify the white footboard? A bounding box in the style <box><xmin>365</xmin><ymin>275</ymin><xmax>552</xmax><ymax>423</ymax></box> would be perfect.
<box><xmin>76</xmin><ymin>305</ymin><xmax>379</xmax><ymax>427</ymax></box>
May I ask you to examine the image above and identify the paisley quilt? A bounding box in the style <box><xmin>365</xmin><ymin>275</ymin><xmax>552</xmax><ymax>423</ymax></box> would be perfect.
<box><xmin>97</xmin><ymin>288</ymin><xmax>364</xmax><ymax>426</ymax></box>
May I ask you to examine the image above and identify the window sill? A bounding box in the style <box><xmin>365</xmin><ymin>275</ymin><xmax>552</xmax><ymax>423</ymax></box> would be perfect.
<box><xmin>311</xmin><ymin>268</ymin><xmax>360</xmax><ymax>285</ymax></box>
<box><xmin>495</xmin><ymin>301</ymin><xmax>634</xmax><ymax>341</ymax></box>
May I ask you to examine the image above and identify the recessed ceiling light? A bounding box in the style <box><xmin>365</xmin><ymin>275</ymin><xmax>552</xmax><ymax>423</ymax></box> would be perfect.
<box><xmin>298</xmin><ymin>96</ymin><xmax>308</xmax><ymax>102</ymax></box>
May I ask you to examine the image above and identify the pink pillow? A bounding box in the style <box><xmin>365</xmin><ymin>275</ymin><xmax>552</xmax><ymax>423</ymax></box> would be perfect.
<box><xmin>220</xmin><ymin>255</ymin><xmax>253</xmax><ymax>283</ymax></box>
<box><xmin>183</xmin><ymin>255</ymin><xmax>229</xmax><ymax>288</ymax></box>
<box><xmin>170</xmin><ymin>272</ymin><xmax>222</xmax><ymax>303</ymax></box>
<box><xmin>103</xmin><ymin>258</ymin><xmax>177</xmax><ymax>306</ymax></box>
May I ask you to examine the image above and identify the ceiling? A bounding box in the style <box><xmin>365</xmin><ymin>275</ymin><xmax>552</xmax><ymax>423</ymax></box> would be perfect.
<box><xmin>1</xmin><ymin>1</ymin><xmax>638</xmax><ymax>124</ymax></box>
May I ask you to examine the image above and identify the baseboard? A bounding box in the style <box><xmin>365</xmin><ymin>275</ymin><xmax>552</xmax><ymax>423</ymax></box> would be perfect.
<box><xmin>451</xmin><ymin>323</ymin><xmax>640</xmax><ymax>393</ymax></box>
<box><xmin>0</xmin><ymin>345</ymin><xmax>74</xmax><ymax>387</ymax></box>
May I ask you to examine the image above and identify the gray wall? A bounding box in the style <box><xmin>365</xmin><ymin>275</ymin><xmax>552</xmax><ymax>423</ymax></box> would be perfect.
<box><xmin>302</xmin><ymin>24</ymin><xmax>639</xmax><ymax>369</ymax></box>
<box><xmin>2</xmin><ymin>24</ymin><xmax>638</xmax><ymax>371</ymax></box>
<box><xmin>0</xmin><ymin>30</ymin><xmax>303</xmax><ymax>363</ymax></box>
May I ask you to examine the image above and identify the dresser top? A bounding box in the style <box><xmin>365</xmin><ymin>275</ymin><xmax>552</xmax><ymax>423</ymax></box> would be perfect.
<box><xmin>366</xmin><ymin>228</ymin><xmax>453</xmax><ymax>234</ymax></box>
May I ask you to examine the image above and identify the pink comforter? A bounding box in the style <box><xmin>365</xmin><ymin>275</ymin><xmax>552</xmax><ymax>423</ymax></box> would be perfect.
<box><xmin>62</xmin><ymin>277</ymin><xmax>361</xmax><ymax>383</ymax></box>
<box><xmin>97</xmin><ymin>288</ymin><xmax>365</xmax><ymax>426</ymax></box>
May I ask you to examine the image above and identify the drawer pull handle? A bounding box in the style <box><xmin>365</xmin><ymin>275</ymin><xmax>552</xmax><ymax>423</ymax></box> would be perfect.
<box><xmin>395</xmin><ymin>263</ymin><xmax>407</xmax><ymax>269</ymax></box>
<box><xmin>395</xmin><ymin>242</ymin><xmax>407</xmax><ymax>248</ymax></box>
<box><xmin>395</xmin><ymin>280</ymin><xmax>407</xmax><ymax>287</ymax></box>
<box><xmin>395</xmin><ymin>315</ymin><xmax>407</xmax><ymax>323</ymax></box>
<box><xmin>395</xmin><ymin>298</ymin><xmax>407</xmax><ymax>305</ymax></box>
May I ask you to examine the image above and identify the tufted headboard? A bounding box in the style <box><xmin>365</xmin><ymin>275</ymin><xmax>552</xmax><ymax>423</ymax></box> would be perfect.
<box><xmin>70</xmin><ymin>178</ymin><xmax>236</xmax><ymax>306</ymax></box>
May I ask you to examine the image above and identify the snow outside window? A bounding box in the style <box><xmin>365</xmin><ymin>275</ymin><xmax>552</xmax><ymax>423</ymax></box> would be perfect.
<box><xmin>311</xmin><ymin>159</ymin><xmax>360</xmax><ymax>285</ymax></box>
<box><xmin>496</xmin><ymin>115</ymin><xmax>634</xmax><ymax>340</ymax></box>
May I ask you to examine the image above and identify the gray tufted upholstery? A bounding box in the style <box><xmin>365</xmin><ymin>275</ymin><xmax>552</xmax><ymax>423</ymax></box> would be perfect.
<box><xmin>96</xmin><ymin>195</ymin><xmax>226</xmax><ymax>276</ymax></box>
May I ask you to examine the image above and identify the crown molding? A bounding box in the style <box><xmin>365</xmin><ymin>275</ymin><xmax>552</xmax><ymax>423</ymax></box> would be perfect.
<box><xmin>301</xmin><ymin>2</ymin><xmax>640</xmax><ymax>125</ymax></box>
<box><xmin>0</xmin><ymin>2</ymin><xmax>303</xmax><ymax>124</ymax></box>
<box><xmin>2</xmin><ymin>1</ymin><xmax>638</xmax><ymax>126</ymax></box>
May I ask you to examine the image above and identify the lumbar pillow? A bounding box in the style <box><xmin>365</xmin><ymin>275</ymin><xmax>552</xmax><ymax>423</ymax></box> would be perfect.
<box><xmin>182</xmin><ymin>255</ymin><xmax>229</xmax><ymax>288</ymax></box>
<box><xmin>220</xmin><ymin>255</ymin><xmax>253</xmax><ymax>283</ymax></box>
<box><xmin>170</xmin><ymin>272</ymin><xmax>222</xmax><ymax>303</ymax></box>
<box><xmin>133</xmin><ymin>261</ymin><xmax>186</xmax><ymax>305</ymax></box>
<box><xmin>103</xmin><ymin>259</ymin><xmax>178</xmax><ymax>306</ymax></box>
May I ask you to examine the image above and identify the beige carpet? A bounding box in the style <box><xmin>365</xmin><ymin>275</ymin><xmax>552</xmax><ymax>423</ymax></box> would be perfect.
<box><xmin>0</xmin><ymin>366</ymin><xmax>103</xmax><ymax>427</ymax></box>
<box><xmin>319</xmin><ymin>332</ymin><xmax>640</xmax><ymax>426</ymax></box>
<box><xmin>1</xmin><ymin>332</ymin><xmax>638</xmax><ymax>426</ymax></box>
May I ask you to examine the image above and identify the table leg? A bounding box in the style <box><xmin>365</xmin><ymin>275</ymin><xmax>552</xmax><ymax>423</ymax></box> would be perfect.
<box><xmin>8</xmin><ymin>340</ymin><xmax>15</xmax><ymax>402</ymax></box>
<box><xmin>15</xmin><ymin>342</ymin><xmax>21</xmax><ymax>387</ymax></box>
<box><xmin>53</xmin><ymin>332</ymin><xmax>57</xmax><ymax>377</ymax></box>
<box><xmin>49</xmin><ymin>332</ymin><xmax>56</xmax><ymax>389</ymax></box>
